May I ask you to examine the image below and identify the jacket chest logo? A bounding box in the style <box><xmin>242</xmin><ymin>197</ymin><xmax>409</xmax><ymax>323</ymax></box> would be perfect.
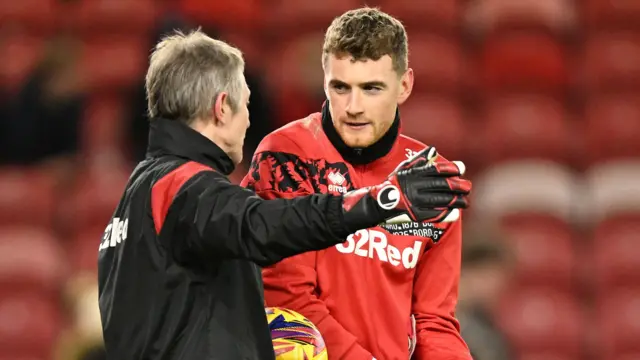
<box><xmin>327</xmin><ymin>171</ymin><xmax>348</xmax><ymax>194</ymax></box>
<box><xmin>307</xmin><ymin>160</ymin><xmax>352</xmax><ymax>195</ymax></box>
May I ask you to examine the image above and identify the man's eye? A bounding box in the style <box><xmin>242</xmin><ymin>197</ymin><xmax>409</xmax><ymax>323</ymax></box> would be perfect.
<box><xmin>364</xmin><ymin>86</ymin><xmax>381</xmax><ymax>92</ymax></box>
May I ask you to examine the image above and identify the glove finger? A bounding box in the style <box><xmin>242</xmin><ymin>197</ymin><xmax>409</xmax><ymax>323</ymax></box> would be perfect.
<box><xmin>417</xmin><ymin>177</ymin><xmax>471</xmax><ymax>194</ymax></box>
<box><xmin>432</xmin><ymin>161</ymin><xmax>464</xmax><ymax>177</ymax></box>
<box><xmin>411</xmin><ymin>162</ymin><xmax>461</xmax><ymax>177</ymax></box>
<box><xmin>446</xmin><ymin>177</ymin><xmax>472</xmax><ymax>194</ymax></box>
<box><xmin>414</xmin><ymin>193</ymin><xmax>469</xmax><ymax>209</ymax></box>
<box><xmin>412</xmin><ymin>146</ymin><xmax>437</xmax><ymax>163</ymax></box>
<box><xmin>414</xmin><ymin>208</ymin><xmax>457</xmax><ymax>223</ymax></box>
<box><xmin>452</xmin><ymin>160</ymin><xmax>466</xmax><ymax>176</ymax></box>
<box><xmin>395</xmin><ymin>147</ymin><xmax>436</xmax><ymax>172</ymax></box>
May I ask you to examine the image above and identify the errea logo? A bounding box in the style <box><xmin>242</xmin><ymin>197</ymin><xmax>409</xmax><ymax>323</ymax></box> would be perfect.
<box><xmin>336</xmin><ymin>229</ymin><xmax>422</xmax><ymax>269</ymax></box>
<box><xmin>328</xmin><ymin>171</ymin><xmax>348</xmax><ymax>194</ymax></box>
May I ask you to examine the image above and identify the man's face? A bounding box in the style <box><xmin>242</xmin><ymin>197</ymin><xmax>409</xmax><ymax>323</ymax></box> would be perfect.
<box><xmin>222</xmin><ymin>81</ymin><xmax>251</xmax><ymax>165</ymax></box>
<box><xmin>323</xmin><ymin>54</ymin><xmax>413</xmax><ymax>148</ymax></box>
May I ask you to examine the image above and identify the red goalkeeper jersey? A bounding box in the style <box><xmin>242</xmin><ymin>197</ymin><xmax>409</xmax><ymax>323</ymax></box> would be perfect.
<box><xmin>241</xmin><ymin>105</ymin><xmax>471</xmax><ymax>360</ymax></box>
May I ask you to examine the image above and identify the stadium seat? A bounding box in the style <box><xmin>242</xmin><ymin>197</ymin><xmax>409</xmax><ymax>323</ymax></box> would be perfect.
<box><xmin>399</xmin><ymin>94</ymin><xmax>466</xmax><ymax>160</ymax></box>
<box><xmin>597</xmin><ymin>288</ymin><xmax>640</xmax><ymax>359</ymax></box>
<box><xmin>180</xmin><ymin>0</ymin><xmax>263</xmax><ymax>33</ymax></box>
<box><xmin>517</xmin><ymin>352</ymin><xmax>581</xmax><ymax>360</ymax></box>
<box><xmin>264</xmin><ymin>33</ymin><xmax>326</xmax><ymax>125</ymax></box>
<box><xmin>592</xmin><ymin>214</ymin><xmax>640</xmax><ymax>290</ymax></box>
<box><xmin>0</xmin><ymin>167</ymin><xmax>56</xmax><ymax>228</ymax></box>
<box><xmin>80</xmin><ymin>35</ymin><xmax>147</xmax><ymax>92</ymax></box>
<box><xmin>0</xmin><ymin>0</ymin><xmax>57</xmax><ymax>34</ymax></box>
<box><xmin>582</xmin><ymin>0</ymin><xmax>640</xmax><ymax>28</ymax></box>
<box><xmin>583</xmin><ymin>160</ymin><xmax>640</xmax><ymax>221</ymax></box>
<box><xmin>499</xmin><ymin>213</ymin><xmax>576</xmax><ymax>289</ymax></box>
<box><xmin>0</xmin><ymin>293</ymin><xmax>61</xmax><ymax>358</ymax></box>
<box><xmin>497</xmin><ymin>288</ymin><xmax>583</xmax><ymax>357</ymax></box>
<box><xmin>582</xmin><ymin>31</ymin><xmax>640</xmax><ymax>91</ymax></box>
<box><xmin>379</xmin><ymin>0</ymin><xmax>461</xmax><ymax>30</ymax></box>
<box><xmin>583</xmin><ymin>93</ymin><xmax>640</xmax><ymax>161</ymax></box>
<box><xmin>409</xmin><ymin>33</ymin><xmax>464</xmax><ymax>93</ymax></box>
<box><xmin>463</xmin><ymin>0</ymin><xmax>577</xmax><ymax>35</ymax></box>
<box><xmin>264</xmin><ymin>0</ymin><xmax>362</xmax><ymax>34</ymax></box>
<box><xmin>0</xmin><ymin>226</ymin><xmax>66</xmax><ymax>295</ymax></box>
<box><xmin>264</xmin><ymin>32</ymin><xmax>324</xmax><ymax>95</ymax></box>
<box><xmin>69</xmin><ymin>0</ymin><xmax>157</xmax><ymax>34</ymax></box>
<box><xmin>0</xmin><ymin>32</ymin><xmax>44</xmax><ymax>92</ymax></box>
<box><xmin>475</xmin><ymin>94</ymin><xmax>573</xmax><ymax>164</ymax></box>
<box><xmin>69</xmin><ymin>226</ymin><xmax>105</xmax><ymax>273</ymax></box>
<box><xmin>59</xmin><ymin>164</ymin><xmax>131</xmax><ymax>232</ymax></box>
<box><xmin>478</xmin><ymin>31</ymin><xmax>569</xmax><ymax>91</ymax></box>
<box><xmin>472</xmin><ymin>160</ymin><xmax>581</xmax><ymax>222</ymax></box>
<box><xmin>81</xmin><ymin>94</ymin><xmax>126</xmax><ymax>159</ymax></box>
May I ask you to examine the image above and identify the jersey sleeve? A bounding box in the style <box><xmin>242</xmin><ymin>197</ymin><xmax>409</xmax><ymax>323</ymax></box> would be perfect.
<box><xmin>241</xmin><ymin>134</ymin><xmax>375</xmax><ymax>360</ymax></box>
<box><xmin>151</xmin><ymin>161</ymin><xmax>354</xmax><ymax>268</ymax></box>
<box><xmin>411</xmin><ymin>217</ymin><xmax>472</xmax><ymax>360</ymax></box>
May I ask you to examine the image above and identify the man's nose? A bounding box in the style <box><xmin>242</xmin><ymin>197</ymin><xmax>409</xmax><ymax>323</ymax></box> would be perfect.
<box><xmin>346</xmin><ymin>91</ymin><xmax>364</xmax><ymax>117</ymax></box>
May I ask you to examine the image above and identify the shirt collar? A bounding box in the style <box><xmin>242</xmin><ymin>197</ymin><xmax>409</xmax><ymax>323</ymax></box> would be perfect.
<box><xmin>146</xmin><ymin>118</ymin><xmax>235</xmax><ymax>175</ymax></box>
<box><xmin>321</xmin><ymin>100</ymin><xmax>400</xmax><ymax>165</ymax></box>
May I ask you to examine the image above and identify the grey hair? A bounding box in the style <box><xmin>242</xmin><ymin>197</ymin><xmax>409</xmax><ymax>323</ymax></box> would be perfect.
<box><xmin>145</xmin><ymin>29</ymin><xmax>245</xmax><ymax>123</ymax></box>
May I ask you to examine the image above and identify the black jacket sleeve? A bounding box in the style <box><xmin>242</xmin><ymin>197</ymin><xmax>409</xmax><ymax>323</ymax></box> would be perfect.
<box><xmin>166</xmin><ymin>171</ymin><xmax>353</xmax><ymax>267</ymax></box>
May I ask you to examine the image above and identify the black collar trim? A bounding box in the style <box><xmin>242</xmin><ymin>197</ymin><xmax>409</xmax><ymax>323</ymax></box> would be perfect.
<box><xmin>321</xmin><ymin>101</ymin><xmax>400</xmax><ymax>165</ymax></box>
<box><xmin>146</xmin><ymin>118</ymin><xmax>235</xmax><ymax>175</ymax></box>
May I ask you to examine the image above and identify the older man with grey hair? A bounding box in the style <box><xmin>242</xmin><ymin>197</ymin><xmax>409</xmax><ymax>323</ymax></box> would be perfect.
<box><xmin>97</xmin><ymin>29</ymin><xmax>471</xmax><ymax>359</ymax></box>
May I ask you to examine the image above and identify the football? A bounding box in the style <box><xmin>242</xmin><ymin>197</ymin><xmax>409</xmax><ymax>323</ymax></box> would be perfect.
<box><xmin>266</xmin><ymin>307</ymin><xmax>328</xmax><ymax>360</ymax></box>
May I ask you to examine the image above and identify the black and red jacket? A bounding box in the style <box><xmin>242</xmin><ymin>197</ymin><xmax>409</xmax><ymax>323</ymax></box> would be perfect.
<box><xmin>97</xmin><ymin>118</ymin><xmax>358</xmax><ymax>360</ymax></box>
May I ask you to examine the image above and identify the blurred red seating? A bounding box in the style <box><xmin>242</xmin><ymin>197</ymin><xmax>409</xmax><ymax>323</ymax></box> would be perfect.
<box><xmin>582</xmin><ymin>31</ymin><xmax>640</xmax><ymax>90</ymax></box>
<box><xmin>497</xmin><ymin>288</ymin><xmax>583</xmax><ymax>357</ymax></box>
<box><xmin>409</xmin><ymin>33</ymin><xmax>464</xmax><ymax>92</ymax></box>
<box><xmin>584</xmin><ymin>93</ymin><xmax>640</xmax><ymax>161</ymax></box>
<box><xmin>180</xmin><ymin>0</ymin><xmax>263</xmax><ymax>33</ymax></box>
<box><xmin>500</xmin><ymin>213</ymin><xmax>576</xmax><ymax>289</ymax></box>
<box><xmin>81</xmin><ymin>94</ymin><xmax>126</xmax><ymax>158</ymax></box>
<box><xmin>69</xmin><ymin>226</ymin><xmax>105</xmax><ymax>273</ymax></box>
<box><xmin>473</xmin><ymin>160</ymin><xmax>580</xmax><ymax>221</ymax></box>
<box><xmin>59</xmin><ymin>165</ymin><xmax>131</xmax><ymax>232</ymax></box>
<box><xmin>478</xmin><ymin>31</ymin><xmax>569</xmax><ymax>91</ymax></box>
<box><xmin>69</xmin><ymin>0</ymin><xmax>157</xmax><ymax>34</ymax></box>
<box><xmin>379</xmin><ymin>0</ymin><xmax>461</xmax><ymax>30</ymax></box>
<box><xmin>0</xmin><ymin>0</ymin><xmax>57</xmax><ymax>34</ymax></box>
<box><xmin>0</xmin><ymin>167</ymin><xmax>56</xmax><ymax>227</ymax></box>
<box><xmin>584</xmin><ymin>161</ymin><xmax>640</xmax><ymax>221</ymax></box>
<box><xmin>583</xmin><ymin>0</ymin><xmax>640</xmax><ymax>28</ymax></box>
<box><xmin>399</xmin><ymin>94</ymin><xmax>466</xmax><ymax>160</ymax></box>
<box><xmin>80</xmin><ymin>36</ymin><xmax>147</xmax><ymax>92</ymax></box>
<box><xmin>0</xmin><ymin>293</ymin><xmax>61</xmax><ymax>358</ymax></box>
<box><xmin>597</xmin><ymin>288</ymin><xmax>640</xmax><ymax>359</ymax></box>
<box><xmin>475</xmin><ymin>94</ymin><xmax>573</xmax><ymax>164</ymax></box>
<box><xmin>0</xmin><ymin>32</ymin><xmax>44</xmax><ymax>92</ymax></box>
<box><xmin>0</xmin><ymin>227</ymin><xmax>66</xmax><ymax>295</ymax></box>
<box><xmin>517</xmin><ymin>352</ymin><xmax>581</xmax><ymax>360</ymax></box>
<box><xmin>264</xmin><ymin>33</ymin><xmax>325</xmax><ymax>125</ymax></box>
<box><xmin>592</xmin><ymin>214</ymin><xmax>640</xmax><ymax>290</ymax></box>
<box><xmin>464</xmin><ymin>0</ymin><xmax>577</xmax><ymax>34</ymax></box>
<box><xmin>264</xmin><ymin>0</ymin><xmax>362</xmax><ymax>34</ymax></box>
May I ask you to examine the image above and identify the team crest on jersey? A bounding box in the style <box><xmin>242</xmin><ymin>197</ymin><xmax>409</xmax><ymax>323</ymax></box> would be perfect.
<box><xmin>379</xmin><ymin>221</ymin><xmax>447</xmax><ymax>243</ymax></box>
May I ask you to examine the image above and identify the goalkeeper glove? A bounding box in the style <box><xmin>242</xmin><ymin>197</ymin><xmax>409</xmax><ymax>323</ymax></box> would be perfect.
<box><xmin>340</xmin><ymin>147</ymin><xmax>471</xmax><ymax>230</ymax></box>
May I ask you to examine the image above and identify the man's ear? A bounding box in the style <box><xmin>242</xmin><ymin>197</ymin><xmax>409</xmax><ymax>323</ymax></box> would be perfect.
<box><xmin>397</xmin><ymin>68</ymin><xmax>414</xmax><ymax>106</ymax></box>
<box><xmin>213</xmin><ymin>92</ymin><xmax>229</xmax><ymax>125</ymax></box>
